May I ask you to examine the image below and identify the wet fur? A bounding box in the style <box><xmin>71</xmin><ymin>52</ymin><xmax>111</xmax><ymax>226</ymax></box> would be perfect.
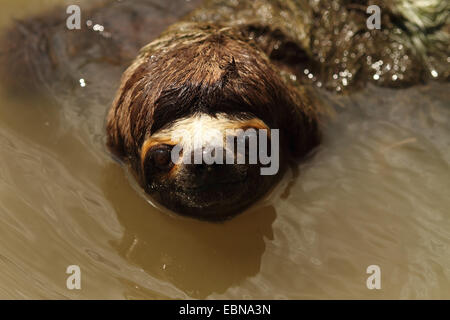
<box><xmin>106</xmin><ymin>24</ymin><xmax>321</xmax><ymax>183</ymax></box>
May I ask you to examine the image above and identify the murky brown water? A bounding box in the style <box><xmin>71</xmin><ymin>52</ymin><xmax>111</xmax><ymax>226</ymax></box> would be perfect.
<box><xmin>0</xmin><ymin>1</ymin><xmax>449</xmax><ymax>299</ymax></box>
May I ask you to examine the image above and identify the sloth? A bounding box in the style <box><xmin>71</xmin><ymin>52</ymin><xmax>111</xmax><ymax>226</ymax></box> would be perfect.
<box><xmin>105</xmin><ymin>23</ymin><xmax>321</xmax><ymax>220</ymax></box>
<box><xmin>106</xmin><ymin>0</ymin><xmax>448</xmax><ymax>220</ymax></box>
<box><xmin>2</xmin><ymin>0</ymin><xmax>448</xmax><ymax>220</ymax></box>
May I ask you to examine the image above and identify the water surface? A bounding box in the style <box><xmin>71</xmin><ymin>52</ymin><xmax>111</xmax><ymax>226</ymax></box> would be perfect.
<box><xmin>0</xmin><ymin>0</ymin><xmax>449</xmax><ymax>299</ymax></box>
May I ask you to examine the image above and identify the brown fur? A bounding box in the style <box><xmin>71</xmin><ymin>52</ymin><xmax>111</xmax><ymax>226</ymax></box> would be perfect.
<box><xmin>106</xmin><ymin>24</ymin><xmax>320</xmax><ymax>184</ymax></box>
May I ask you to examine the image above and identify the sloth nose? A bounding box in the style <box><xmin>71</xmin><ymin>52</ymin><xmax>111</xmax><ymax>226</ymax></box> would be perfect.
<box><xmin>186</xmin><ymin>147</ymin><xmax>227</xmax><ymax>176</ymax></box>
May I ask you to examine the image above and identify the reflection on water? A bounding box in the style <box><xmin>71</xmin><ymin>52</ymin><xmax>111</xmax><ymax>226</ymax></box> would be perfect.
<box><xmin>104</xmin><ymin>164</ymin><xmax>276</xmax><ymax>298</ymax></box>
<box><xmin>0</xmin><ymin>1</ymin><xmax>449</xmax><ymax>299</ymax></box>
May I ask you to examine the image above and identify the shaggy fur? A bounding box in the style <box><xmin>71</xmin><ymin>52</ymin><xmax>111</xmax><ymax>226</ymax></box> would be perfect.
<box><xmin>106</xmin><ymin>24</ymin><xmax>320</xmax><ymax>184</ymax></box>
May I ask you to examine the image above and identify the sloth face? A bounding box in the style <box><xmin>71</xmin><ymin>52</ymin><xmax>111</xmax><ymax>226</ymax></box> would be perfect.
<box><xmin>140</xmin><ymin>113</ymin><xmax>283</xmax><ymax>220</ymax></box>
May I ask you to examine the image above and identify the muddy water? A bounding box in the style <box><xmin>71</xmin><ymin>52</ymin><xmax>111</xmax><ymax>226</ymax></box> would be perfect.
<box><xmin>0</xmin><ymin>1</ymin><xmax>449</xmax><ymax>299</ymax></box>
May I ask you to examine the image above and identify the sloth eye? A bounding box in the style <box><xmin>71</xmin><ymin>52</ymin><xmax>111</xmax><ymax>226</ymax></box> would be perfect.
<box><xmin>151</xmin><ymin>146</ymin><xmax>173</xmax><ymax>171</ymax></box>
<box><xmin>236</xmin><ymin>129</ymin><xmax>258</xmax><ymax>153</ymax></box>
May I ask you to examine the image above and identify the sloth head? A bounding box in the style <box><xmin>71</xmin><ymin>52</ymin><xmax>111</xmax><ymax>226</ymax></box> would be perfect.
<box><xmin>106</xmin><ymin>25</ymin><xmax>319</xmax><ymax>220</ymax></box>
